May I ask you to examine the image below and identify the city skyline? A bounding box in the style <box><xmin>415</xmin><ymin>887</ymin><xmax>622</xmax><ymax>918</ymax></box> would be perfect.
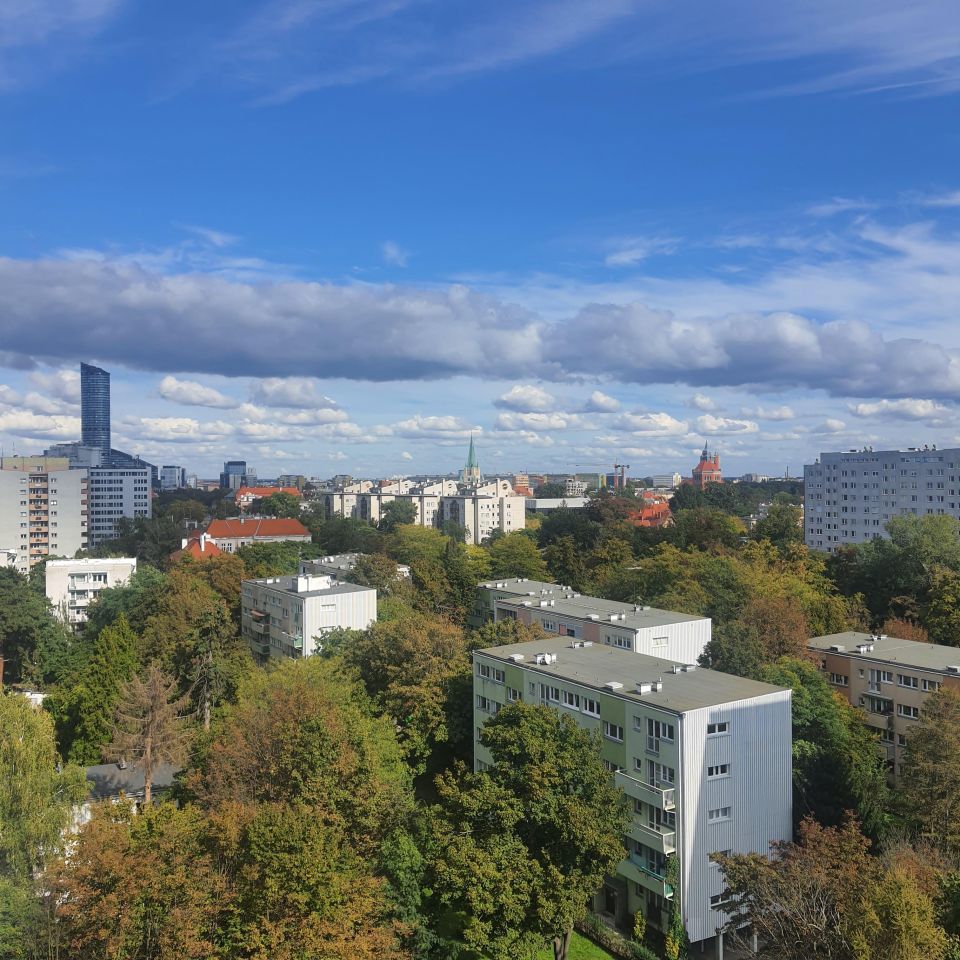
<box><xmin>2</xmin><ymin>1</ymin><xmax>960</xmax><ymax>474</ymax></box>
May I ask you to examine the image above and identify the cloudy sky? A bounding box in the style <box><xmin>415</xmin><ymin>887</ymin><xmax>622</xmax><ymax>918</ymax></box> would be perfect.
<box><xmin>2</xmin><ymin>0</ymin><xmax>960</xmax><ymax>479</ymax></box>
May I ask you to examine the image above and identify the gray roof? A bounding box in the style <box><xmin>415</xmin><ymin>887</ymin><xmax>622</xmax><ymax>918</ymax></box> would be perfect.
<box><xmin>479</xmin><ymin>577</ymin><xmax>564</xmax><ymax>595</ymax></box>
<box><xmin>809</xmin><ymin>631</ymin><xmax>960</xmax><ymax>674</ymax></box>
<box><xmin>496</xmin><ymin>592</ymin><xmax>707</xmax><ymax>630</ymax></box>
<box><xmin>85</xmin><ymin>762</ymin><xmax>179</xmax><ymax>800</ymax></box>
<box><xmin>477</xmin><ymin>635</ymin><xmax>786</xmax><ymax>713</ymax></box>
<box><xmin>248</xmin><ymin>575</ymin><xmax>374</xmax><ymax>599</ymax></box>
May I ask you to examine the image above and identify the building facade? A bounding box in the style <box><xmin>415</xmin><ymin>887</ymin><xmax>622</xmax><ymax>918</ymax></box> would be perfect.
<box><xmin>438</xmin><ymin>479</ymin><xmax>526</xmax><ymax>545</ymax></box>
<box><xmin>804</xmin><ymin>447</ymin><xmax>960</xmax><ymax>553</ymax></box>
<box><xmin>86</xmin><ymin>466</ymin><xmax>152</xmax><ymax>547</ymax></box>
<box><xmin>241</xmin><ymin>573</ymin><xmax>376</xmax><ymax>662</ymax></box>
<box><xmin>203</xmin><ymin>517</ymin><xmax>312</xmax><ymax>553</ymax></box>
<box><xmin>159</xmin><ymin>466</ymin><xmax>187</xmax><ymax>491</ymax></box>
<box><xmin>80</xmin><ymin>362</ymin><xmax>111</xmax><ymax>459</ymax></box>
<box><xmin>691</xmin><ymin>447</ymin><xmax>722</xmax><ymax>490</ymax></box>
<box><xmin>220</xmin><ymin>460</ymin><xmax>255</xmax><ymax>490</ymax></box>
<box><xmin>299</xmin><ymin>554</ymin><xmax>410</xmax><ymax>580</ymax></box>
<box><xmin>45</xmin><ymin>557</ymin><xmax>137</xmax><ymax>627</ymax></box>
<box><xmin>0</xmin><ymin>458</ymin><xmax>88</xmax><ymax>572</ymax></box>
<box><xmin>652</xmin><ymin>473</ymin><xmax>682</xmax><ymax>490</ymax></box>
<box><xmin>565</xmin><ymin>477</ymin><xmax>587</xmax><ymax>497</ymax></box>
<box><xmin>472</xmin><ymin>636</ymin><xmax>792</xmax><ymax>950</ymax></box>
<box><xmin>808</xmin><ymin>630</ymin><xmax>960</xmax><ymax>776</ymax></box>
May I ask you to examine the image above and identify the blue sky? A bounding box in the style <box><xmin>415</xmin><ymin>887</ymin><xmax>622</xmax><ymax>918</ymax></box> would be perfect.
<box><xmin>2</xmin><ymin>0</ymin><xmax>960</xmax><ymax>479</ymax></box>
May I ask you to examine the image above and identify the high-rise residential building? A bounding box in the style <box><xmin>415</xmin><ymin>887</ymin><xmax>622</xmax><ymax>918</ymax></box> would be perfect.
<box><xmin>0</xmin><ymin>457</ymin><xmax>88</xmax><ymax>572</ymax></box>
<box><xmin>45</xmin><ymin>557</ymin><xmax>136</xmax><ymax>627</ymax></box>
<box><xmin>438</xmin><ymin>478</ymin><xmax>526</xmax><ymax>545</ymax></box>
<box><xmin>241</xmin><ymin>573</ymin><xmax>376</xmax><ymax>662</ymax></box>
<box><xmin>691</xmin><ymin>446</ymin><xmax>722</xmax><ymax>490</ymax></box>
<box><xmin>80</xmin><ymin>362</ymin><xmax>111</xmax><ymax>459</ymax></box>
<box><xmin>808</xmin><ymin>630</ymin><xmax>960</xmax><ymax>777</ymax></box>
<box><xmin>461</xmin><ymin>435</ymin><xmax>481</xmax><ymax>485</ymax></box>
<box><xmin>472</xmin><ymin>635</ymin><xmax>792</xmax><ymax>952</ymax></box>
<box><xmin>804</xmin><ymin>447</ymin><xmax>960</xmax><ymax>553</ymax></box>
<box><xmin>86</xmin><ymin>465</ymin><xmax>152</xmax><ymax>546</ymax></box>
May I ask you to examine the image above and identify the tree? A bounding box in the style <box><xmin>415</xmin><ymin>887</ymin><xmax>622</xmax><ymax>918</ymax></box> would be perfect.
<box><xmin>315</xmin><ymin>516</ymin><xmax>381</xmax><ymax>554</ymax></box>
<box><xmin>81</xmin><ymin>565</ymin><xmax>168</xmax><ymax>640</ymax></box>
<box><xmin>759</xmin><ymin>658</ymin><xmax>890</xmax><ymax>840</ymax></box>
<box><xmin>752</xmin><ymin>503</ymin><xmax>803</xmax><ymax>548</ymax></box>
<box><xmin>899</xmin><ymin>689</ymin><xmax>960</xmax><ymax>854</ymax></box>
<box><xmin>715</xmin><ymin>817</ymin><xmax>947</xmax><ymax>960</ymax></box>
<box><xmin>51</xmin><ymin>614</ymin><xmax>140</xmax><ymax>764</ymax></box>
<box><xmin>670</xmin><ymin>508</ymin><xmax>745</xmax><ymax>550</ymax></box>
<box><xmin>90</xmin><ymin>515</ymin><xmax>182</xmax><ymax>566</ymax></box>
<box><xmin>161</xmin><ymin>498</ymin><xmax>207</xmax><ymax>524</ymax></box>
<box><xmin>105</xmin><ymin>663</ymin><xmax>193</xmax><ymax>804</ymax></box>
<box><xmin>488</xmin><ymin>532</ymin><xmax>549</xmax><ymax>580</ymax></box>
<box><xmin>172</xmin><ymin>552</ymin><xmax>247</xmax><ymax>623</ymax></box>
<box><xmin>925</xmin><ymin>572</ymin><xmax>960</xmax><ymax>646</ymax></box>
<box><xmin>0</xmin><ymin>567</ymin><xmax>66</xmax><ymax>685</ymax></box>
<box><xmin>350</xmin><ymin>553</ymin><xmax>408</xmax><ymax>596</ymax></box>
<box><xmin>534</xmin><ymin>482</ymin><xmax>566</xmax><ymax>498</ymax></box>
<box><xmin>431</xmin><ymin>703</ymin><xmax>630</xmax><ymax>960</ymax></box>
<box><xmin>184</xmin><ymin>604</ymin><xmax>251</xmax><ymax>730</ymax></box>
<box><xmin>379</xmin><ymin>499</ymin><xmax>418</xmax><ymax>532</ymax></box>
<box><xmin>544</xmin><ymin>535</ymin><xmax>587</xmax><ymax>590</ymax></box>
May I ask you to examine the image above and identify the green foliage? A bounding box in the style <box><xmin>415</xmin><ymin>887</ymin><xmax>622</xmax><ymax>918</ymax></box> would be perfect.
<box><xmin>760</xmin><ymin>658</ymin><xmax>890</xmax><ymax>840</ymax></box>
<box><xmin>88</xmin><ymin>514</ymin><xmax>182</xmax><ymax>566</ymax></box>
<box><xmin>431</xmin><ymin>703</ymin><xmax>630</xmax><ymax>960</ymax></box>
<box><xmin>315</xmin><ymin>516</ymin><xmax>381</xmax><ymax>554</ymax></box>
<box><xmin>380</xmin><ymin>499</ymin><xmax>419</xmax><ymax>531</ymax></box>
<box><xmin>545</xmin><ymin>535</ymin><xmax>588</xmax><ymax>591</ymax></box>
<box><xmin>925</xmin><ymin>572</ymin><xmax>960</xmax><ymax>646</ymax></box>
<box><xmin>534</xmin><ymin>482</ymin><xmax>567</xmax><ymax>498</ymax></box>
<box><xmin>538</xmin><ymin>508</ymin><xmax>602</xmax><ymax>552</ymax></box>
<box><xmin>81</xmin><ymin>565</ymin><xmax>168</xmax><ymax>639</ymax></box>
<box><xmin>663</xmin><ymin>855</ymin><xmax>687</xmax><ymax>960</ymax></box>
<box><xmin>670</xmin><ymin>508</ymin><xmax>745</xmax><ymax>550</ymax></box>
<box><xmin>0</xmin><ymin>567</ymin><xmax>68</xmax><ymax>686</ymax></box>
<box><xmin>751</xmin><ymin>503</ymin><xmax>803</xmax><ymax>548</ymax></box>
<box><xmin>237</xmin><ymin>539</ymin><xmax>322</xmax><ymax>577</ymax></box>
<box><xmin>487</xmin><ymin>531</ymin><xmax>549</xmax><ymax>580</ymax></box>
<box><xmin>251</xmin><ymin>491</ymin><xmax>302</xmax><ymax>518</ymax></box>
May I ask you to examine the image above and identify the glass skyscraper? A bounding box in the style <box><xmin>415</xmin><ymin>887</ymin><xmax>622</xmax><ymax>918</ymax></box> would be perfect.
<box><xmin>80</xmin><ymin>362</ymin><xmax>111</xmax><ymax>458</ymax></box>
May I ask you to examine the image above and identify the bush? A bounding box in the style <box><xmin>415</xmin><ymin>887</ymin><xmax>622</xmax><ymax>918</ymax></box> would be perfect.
<box><xmin>576</xmin><ymin>914</ymin><xmax>661</xmax><ymax>959</ymax></box>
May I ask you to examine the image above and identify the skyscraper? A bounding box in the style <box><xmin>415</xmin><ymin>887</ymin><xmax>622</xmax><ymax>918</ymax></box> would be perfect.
<box><xmin>80</xmin><ymin>362</ymin><xmax>111</xmax><ymax>458</ymax></box>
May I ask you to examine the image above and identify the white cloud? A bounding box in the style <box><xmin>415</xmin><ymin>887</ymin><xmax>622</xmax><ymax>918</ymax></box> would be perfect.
<box><xmin>613</xmin><ymin>411</ymin><xmax>689</xmax><ymax>436</ymax></box>
<box><xmin>605</xmin><ymin>235</ymin><xmax>679</xmax><ymax>268</ymax></box>
<box><xmin>921</xmin><ymin>191</ymin><xmax>960</xmax><ymax>208</ymax></box>
<box><xmin>495</xmin><ymin>384</ymin><xmax>556</xmax><ymax>412</ymax></box>
<box><xmin>28</xmin><ymin>368</ymin><xmax>79</xmax><ymax>403</ymax></box>
<box><xmin>806</xmin><ymin>197</ymin><xmax>876</xmax><ymax>217</ymax></box>
<box><xmin>850</xmin><ymin>398</ymin><xmax>951</xmax><ymax>420</ymax></box>
<box><xmin>131</xmin><ymin>416</ymin><xmax>236</xmax><ymax>443</ymax></box>
<box><xmin>382</xmin><ymin>241</ymin><xmax>410</xmax><ymax>267</ymax></box>
<box><xmin>401</xmin><ymin>451</ymin><xmax>413</xmax><ymax>461</ymax></box>
<box><xmin>159</xmin><ymin>375</ymin><xmax>237</xmax><ymax>409</ymax></box>
<box><xmin>249</xmin><ymin>377</ymin><xmax>342</xmax><ymax>410</ymax></box>
<box><xmin>389</xmin><ymin>415</ymin><xmax>478</xmax><ymax>440</ymax></box>
<box><xmin>495</xmin><ymin>411</ymin><xmax>584</xmax><ymax>431</ymax></box>
<box><xmin>688</xmin><ymin>393</ymin><xmax>715</xmax><ymax>411</ymax></box>
<box><xmin>694</xmin><ymin>414</ymin><xmax>759</xmax><ymax>434</ymax></box>
<box><xmin>178</xmin><ymin>224</ymin><xmax>240</xmax><ymax>247</ymax></box>
<box><xmin>0</xmin><ymin>410</ymin><xmax>81</xmax><ymax>439</ymax></box>
<box><xmin>743</xmin><ymin>404</ymin><xmax>795</xmax><ymax>421</ymax></box>
<box><xmin>582</xmin><ymin>390</ymin><xmax>620</xmax><ymax>412</ymax></box>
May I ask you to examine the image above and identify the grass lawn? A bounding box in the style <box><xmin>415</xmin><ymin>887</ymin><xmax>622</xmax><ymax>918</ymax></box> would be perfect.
<box><xmin>533</xmin><ymin>932</ymin><xmax>616</xmax><ymax>959</ymax></box>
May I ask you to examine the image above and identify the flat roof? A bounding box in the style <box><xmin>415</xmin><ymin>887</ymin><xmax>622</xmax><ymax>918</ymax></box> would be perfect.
<box><xmin>477</xmin><ymin>635</ymin><xmax>785</xmax><ymax>713</ymax></box>
<box><xmin>497</xmin><ymin>593</ymin><xmax>706</xmax><ymax>629</ymax></box>
<box><xmin>245</xmin><ymin>576</ymin><xmax>373</xmax><ymax>599</ymax></box>
<box><xmin>809</xmin><ymin>631</ymin><xmax>960</xmax><ymax>674</ymax></box>
<box><xmin>480</xmin><ymin>577</ymin><xmax>565</xmax><ymax>595</ymax></box>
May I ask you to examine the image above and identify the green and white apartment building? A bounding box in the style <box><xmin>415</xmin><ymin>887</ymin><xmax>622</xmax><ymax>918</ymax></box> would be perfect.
<box><xmin>471</xmin><ymin>581</ymin><xmax>793</xmax><ymax>952</ymax></box>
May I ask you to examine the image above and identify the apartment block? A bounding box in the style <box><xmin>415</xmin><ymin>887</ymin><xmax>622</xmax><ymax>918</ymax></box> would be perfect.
<box><xmin>86</xmin><ymin>466</ymin><xmax>152</xmax><ymax>546</ymax></box>
<box><xmin>0</xmin><ymin>458</ymin><xmax>88</xmax><ymax>572</ymax></box>
<box><xmin>804</xmin><ymin>447</ymin><xmax>960</xmax><ymax>553</ymax></box>
<box><xmin>437</xmin><ymin>479</ymin><xmax>526</xmax><ymax>545</ymax></box>
<box><xmin>45</xmin><ymin>557</ymin><xmax>137</xmax><ymax>627</ymax></box>
<box><xmin>472</xmin><ymin>636</ymin><xmax>792</xmax><ymax>950</ymax></box>
<box><xmin>469</xmin><ymin>578</ymin><xmax>711</xmax><ymax>663</ymax></box>
<box><xmin>241</xmin><ymin>573</ymin><xmax>376</xmax><ymax>662</ymax></box>
<box><xmin>808</xmin><ymin>631</ymin><xmax>960</xmax><ymax>775</ymax></box>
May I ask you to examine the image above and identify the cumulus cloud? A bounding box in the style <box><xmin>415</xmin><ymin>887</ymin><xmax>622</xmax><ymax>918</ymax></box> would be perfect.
<box><xmin>388</xmin><ymin>415</ymin><xmax>478</xmax><ymax>440</ymax></box>
<box><xmin>582</xmin><ymin>390</ymin><xmax>620</xmax><ymax>412</ymax></box>
<box><xmin>28</xmin><ymin>368</ymin><xmax>80</xmax><ymax>403</ymax></box>
<box><xmin>495</xmin><ymin>411</ymin><xmax>584</xmax><ymax>431</ymax></box>
<box><xmin>401</xmin><ymin>451</ymin><xmax>413</xmax><ymax>461</ymax></box>
<box><xmin>849</xmin><ymin>398</ymin><xmax>951</xmax><ymax>420</ymax></box>
<box><xmin>688</xmin><ymin>393</ymin><xmax>715</xmax><ymax>411</ymax></box>
<box><xmin>159</xmin><ymin>375</ymin><xmax>237</xmax><ymax>409</ymax></box>
<box><xmin>0</xmin><ymin>410</ymin><xmax>81</xmax><ymax>439</ymax></box>
<box><xmin>613</xmin><ymin>411</ymin><xmax>689</xmax><ymax>436</ymax></box>
<box><xmin>694</xmin><ymin>414</ymin><xmax>759</xmax><ymax>434</ymax></box>
<box><xmin>495</xmin><ymin>384</ymin><xmax>556</xmax><ymax>412</ymax></box>
<box><xmin>743</xmin><ymin>404</ymin><xmax>795</xmax><ymax>421</ymax></box>
<box><xmin>382</xmin><ymin>241</ymin><xmax>410</xmax><ymax>267</ymax></box>
<box><xmin>249</xmin><ymin>377</ymin><xmax>341</xmax><ymax>411</ymax></box>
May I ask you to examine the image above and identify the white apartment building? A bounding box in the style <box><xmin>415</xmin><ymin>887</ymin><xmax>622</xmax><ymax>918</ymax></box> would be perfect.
<box><xmin>240</xmin><ymin>573</ymin><xmax>377</xmax><ymax>662</ymax></box>
<box><xmin>473</xmin><ymin>635</ymin><xmax>792</xmax><ymax>953</ymax></box>
<box><xmin>86</xmin><ymin>466</ymin><xmax>152</xmax><ymax>546</ymax></box>
<box><xmin>0</xmin><ymin>458</ymin><xmax>88</xmax><ymax>572</ymax></box>
<box><xmin>1</xmin><ymin>548</ymin><xmax>17</xmax><ymax>568</ymax></box>
<box><xmin>651</xmin><ymin>473</ymin><xmax>682</xmax><ymax>490</ymax></box>
<box><xmin>45</xmin><ymin>557</ymin><xmax>137</xmax><ymax>627</ymax></box>
<box><xmin>804</xmin><ymin>447</ymin><xmax>960</xmax><ymax>552</ymax></box>
<box><xmin>323</xmin><ymin>479</ymin><xmax>460</xmax><ymax>528</ymax></box>
<box><xmin>438</xmin><ymin>479</ymin><xmax>526</xmax><ymax>545</ymax></box>
<box><xmin>565</xmin><ymin>477</ymin><xmax>588</xmax><ymax>497</ymax></box>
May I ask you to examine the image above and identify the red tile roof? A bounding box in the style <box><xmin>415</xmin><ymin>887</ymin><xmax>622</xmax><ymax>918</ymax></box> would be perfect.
<box><xmin>169</xmin><ymin>535</ymin><xmax>222</xmax><ymax>563</ymax></box>
<box><xmin>235</xmin><ymin>486</ymin><xmax>303</xmax><ymax>503</ymax></box>
<box><xmin>204</xmin><ymin>517</ymin><xmax>311</xmax><ymax>540</ymax></box>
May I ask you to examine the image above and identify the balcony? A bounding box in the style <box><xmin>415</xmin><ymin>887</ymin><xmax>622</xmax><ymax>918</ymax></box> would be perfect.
<box><xmin>619</xmin><ymin>854</ymin><xmax>674</xmax><ymax>899</ymax></box>
<box><xmin>249</xmin><ymin>640</ymin><xmax>270</xmax><ymax>657</ymax></box>
<box><xmin>626</xmin><ymin>819</ymin><xmax>677</xmax><ymax>855</ymax></box>
<box><xmin>615</xmin><ymin>771</ymin><xmax>676</xmax><ymax>811</ymax></box>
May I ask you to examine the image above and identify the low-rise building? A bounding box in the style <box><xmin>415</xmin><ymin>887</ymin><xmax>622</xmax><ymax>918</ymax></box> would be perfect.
<box><xmin>565</xmin><ymin>477</ymin><xmax>588</xmax><ymax>497</ymax></box>
<box><xmin>524</xmin><ymin>497</ymin><xmax>589</xmax><ymax>513</ymax></box>
<box><xmin>241</xmin><ymin>573</ymin><xmax>376</xmax><ymax>662</ymax></box>
<box><xmin>808</xmin><ymin>631</ymin><xmax>960</xmax><ymax>776</ymax></box>
<box><xmin>651</xmin><ymin>473</ymin><xmax>682</xmax><ymax>490</ymax></box>
<box><xmin>45</xmin><ymin>557</ymin><xmax>137</xmax><ymax>627</ymax></box>
<box><xmin>204</xmin><ymin>517</ymin><xmax>312</xmax><ymax>553</ymax></box>
<box><xmin>169</xmin><ymin>533</ymin><xmax>222</xmax><ymax>562</ymax></box>
<box><xmin>473</xmin><ymin>635</ymin><xmax>792</xmax><ymax>952</ymax></box>
<box><xmin>299</xmin><ymin>554</ymin><xmax>410</xmax><ymax>580</ymax></box>
<box><xmin>235</xmin><ymin>485</ymin><xmax>303</xmax><ymax>511</ymax></box>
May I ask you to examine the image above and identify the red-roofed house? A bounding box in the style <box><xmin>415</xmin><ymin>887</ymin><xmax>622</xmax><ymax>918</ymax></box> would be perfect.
<box><xmin>204</xmin><ymin>517</ymin><xmax>312</xmax><ymax>553</ymax></box>
<box><xmin>170</xmin><ymin>533</ymin><xmax>223</xmax><ymax>563</ymax></box>
<box><xmin>235</xmin><ymin>486</ymin><xmax>303</xmax><ymax>511</ymax></box>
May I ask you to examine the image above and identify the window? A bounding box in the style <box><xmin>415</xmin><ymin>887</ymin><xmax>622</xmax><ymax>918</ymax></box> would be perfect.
<box><xmin>898</xmin><ymin>704</ymin><xmax>920</xmax><ymax>720</ymax></box>
<box><xmin>603</xmin><ymin>759</ymin><xmax>624</xmax><ymax>774</ymax></box>
<box><xmin>922</xmin><ymin>678</ymin><xmax>941</xmax><ymax>692</ymax></box>
<box><xmin>708</xmin><ymin>764</ymin><xmax>730</xmax><ymax>779</ymax></box>
<box><xmin>606</xmin><ymin>634</ymin><xmax>632</xmax><ymax>650</ymax></box>
<box><xmin>476</xmin><ymin>695</ymin><xmax>499</xmax><ymax>715</ymax></box>
<box><xmin>476</xmin><ymin>759</ymin><xmax>492</xmax><ymax>772</ymax></box>
<box><xmin>710</xmin><ymin>894</ymin><xmax>733</xmax><ymax>907</ymax></box>
<box><xmin>582</xmin><ymin>698</ymin><xmax>600</xmax><ymax>718</ymax></box>
<box><xmin>647</xmin><ymin>718</ymin><xmax>675</xmax><ymax>742</ymax></box>
<box><xmin>603</xmin><ymin>721</ymin><xmax>624</xmax><ymax>742</ymax></box>
<box><xmin>506</xmin><ymin>686</ymin><xmax>521</xmax><ymax>702</ymax></box>
<box><xmin>645</xmin><ymin>760</ymin><xmax>675</xmax><ymax>787</ymax></box>
<box><xmin>897</xmin><ymin>674</ymin><xmax>919</xmax><ymax>689</ymax></box>
<box><xmin>707</xmin><ymin>721</ymin><xmax>729</xmax><ymax>736</ymax></box>
<box><xmin>708</xmin><ymin>807</ymin><xmax>731</xmax><ymax>823</ymax></box>
<box><xmin>829</xmin><ymin>673</ymin><xmax>849</xmax><ymax>686</ymax></box>
<box><xmin>651</xmin><ymin>635</ymin><xmax>668</xmax><ymax>649</ymax></box>
<box><xmin>561</xmin><ymin>689</ymin><xmax>580</xmax><ymax>709</ymax></box>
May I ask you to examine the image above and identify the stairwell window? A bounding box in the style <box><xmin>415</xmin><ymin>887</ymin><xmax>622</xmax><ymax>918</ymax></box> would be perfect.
<box><xmin>582</xmin><ymin>698</ymin><xmax>600</xmax><ymax>718</ymax></box>
<box><xmin>603</xmin><ymin>721</ymin><xmax>624</xmax><ymax>742</ymax></box>
<box><xmin>707</xmin><ymin>764</ymin><xmax>730</xmax><ymax>779</ymax></box>
<box><xmin>707</xmin><ymin>721</ymin><xmax>729</xmax><ymax>736</ymax></box>
<box><xmin>708</xmin><ymin>807</ymin><xmax>731</xmax><ymax>823</ymax></box>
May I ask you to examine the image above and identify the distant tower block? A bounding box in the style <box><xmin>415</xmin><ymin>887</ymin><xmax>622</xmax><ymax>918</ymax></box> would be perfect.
<box><xmin>691</xmin><ymin>444</ymin><xmax>722</xmax><ymax>489</ymax></box>
<box><xmin>461</xmin><ymin>434</ymin><xmax>481</xmax><ymax>485</ymax></box>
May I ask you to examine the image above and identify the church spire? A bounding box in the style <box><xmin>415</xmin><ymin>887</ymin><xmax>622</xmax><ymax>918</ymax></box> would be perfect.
<box><xmin>461</xmin><ymin>433</ymin><xmax>481</xmax><ymax>484</ymax></box>
<box><xmin>466</xmin><ymin>433</ymin><xmax>478</xmax><ymax>470</ymax></box>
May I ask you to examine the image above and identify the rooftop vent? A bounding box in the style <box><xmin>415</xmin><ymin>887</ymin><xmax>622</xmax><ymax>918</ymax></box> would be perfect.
<box><xmin>507</xmin><ymin>654</ymin><xmax>525</xmax><ymax>662</ymax></box>
<box><xmin>829</xmin><ymin>644</ymin><xmax>846</xmax><ymax>652</ymax></box>
<box><xmin>948</xmin><ymin>666</ymin><xmax>960</xmax><ymax>674</ymax></box>
<box><xmin>534</xmin><ymin>652</ymin><xmax>558</xmax><ymax>666</ymax></box>
<box><xmin>589</xmin><ymin>614</ymin><xmax>600</xmax><ymax>621</ymax></box>
<box><xmin>635</xmin><ymin>680</ymin><xmax>664</xmax><ymax>695</ymax></box>
<box><xmin>604</xmin><ymin>681</ymin><xmax>623</xmax><ymax>690</ymax></box>
<box><xmin>855</xmin><ymin>643</ymin><xmax>874</xmax><ymax>653</ymax></box>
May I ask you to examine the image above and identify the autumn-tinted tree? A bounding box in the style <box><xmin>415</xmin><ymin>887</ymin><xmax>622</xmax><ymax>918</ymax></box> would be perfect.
<box><xmin>882</xmin><ymin>617</ymin><xmax>930</xmax><ymax>643</ymax></box>
<box><xmin>900</xmin><ymin>689</ymin><xmax>960</xmax><ymax>854</ymax></box>
<box><xmin>487</xmin><ymin>532</ymin><xmax>549</xmax><ymax>580</ymax></box>
<box><xmin>172</xmin><ymin>552</ymin><xmax>247</xmax><ymax>623</ymax></box>
<box><xmin>715</xmin><ymin>817</ymin><xmax>947</xmax><ymax>960</ymax></box>
<box><xmin>431</xmin><ymin>703</ymin><xmax>629</xmax><ymax>960</ymax></box>
<box><xmin>760</xmin><ymin>658</ymin><xmax>889</xmax><ymax>840</ymax></box>
<box><xmin>751</xmin><ymin>503</ymin><xmax>803</xmax><ymax>548</ymax></box>
<box><xmin>105</xmin><ymin>663</ymin><xmax>193</xmax><ymax>804</ymax></box>
<box><xmin>925</xmin><ymin>572</ymin><xmax>960</xmax><ymax>646</ymax></box>
<box><xmin>670</xmin><ymin>507</ymin><xmax>745</xmax><ymax>550</ymax></box>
